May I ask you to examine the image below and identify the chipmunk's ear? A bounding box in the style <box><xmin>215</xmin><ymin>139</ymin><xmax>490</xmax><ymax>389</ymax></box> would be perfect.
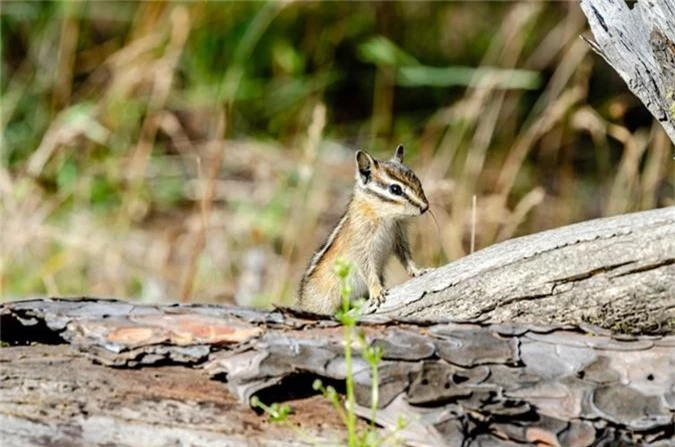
<box><xmin>393</xmin><ymin>144</ymin><xmax>404</xmax><ymax>163</ymax></box>
<box><xmin>356</xmin><ymin>150</ymin><xmax>375</xmax><ymax>183</ymax></box>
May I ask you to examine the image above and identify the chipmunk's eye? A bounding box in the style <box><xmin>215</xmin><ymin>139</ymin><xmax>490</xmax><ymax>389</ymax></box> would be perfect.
<box><xmin>389</xmin><ymin>184</ymin><xmax>403</xmax><ymax>196</ymax></box>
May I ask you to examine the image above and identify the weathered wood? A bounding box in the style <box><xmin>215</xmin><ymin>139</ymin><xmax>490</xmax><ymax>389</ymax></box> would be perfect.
<box><xmin>0</xmin><ymin>345</ymin><xmax>350</xmax><ymax>447</ymax></box>
<box><xmin>0</xmin><ymin>302</ymin><xmax>362</xmax><ymax>447</ymax></box>
<box><xmin>375</xmin><ymin>207</ymin><xmax>675</xmax><ymax>334</ymax></box>
<box><xmin>2</xmin><ymin>299</ymin><xmax>674</xmax><ymax>446</ymax></box>
<box><xmin>580</xmin><ymin>0</ymin><xmax>675</xmax><ymax>144</ymax></box>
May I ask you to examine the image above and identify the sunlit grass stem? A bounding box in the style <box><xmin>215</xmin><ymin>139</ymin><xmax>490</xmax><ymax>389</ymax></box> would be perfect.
<box><xmin>335</xmin><ymin>259</ymin><xmax>358</xmax><ymax>447</ymax></box>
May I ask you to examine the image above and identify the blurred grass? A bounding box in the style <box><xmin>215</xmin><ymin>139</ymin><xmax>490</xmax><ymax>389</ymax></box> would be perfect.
<box><xmin>1</xmin><ymin>1</ymin><xmax>673</xmax><ymax>306</ymax></box>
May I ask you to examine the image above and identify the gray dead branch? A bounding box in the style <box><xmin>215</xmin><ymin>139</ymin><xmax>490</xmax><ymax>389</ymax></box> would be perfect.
<box><xmin>376</xmin><ymin>207</ymin><xmax>675</xmax><ymax>334</ymax></box>
<box><xmin>580</xmin><ymin>0</ymin><xmax>675</xmax><ymax>144</ymax></box>
<box><xmin>2</xmin><ymin>297</ymin><xmax>674</xmax><ymax>446</ymax></box>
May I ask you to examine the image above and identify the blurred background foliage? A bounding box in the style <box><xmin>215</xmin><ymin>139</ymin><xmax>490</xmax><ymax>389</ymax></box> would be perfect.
<box><xmin>1</xmin><ymin>1</ymin><xmax>673</xmax><ymax>306</ymax></box>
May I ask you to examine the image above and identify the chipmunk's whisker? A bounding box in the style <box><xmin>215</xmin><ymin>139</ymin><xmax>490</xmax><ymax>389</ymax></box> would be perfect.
<box><xmin>427</xmin><ymin>208</ymin><xmax>442</xmax><ymax>242</ymax></box>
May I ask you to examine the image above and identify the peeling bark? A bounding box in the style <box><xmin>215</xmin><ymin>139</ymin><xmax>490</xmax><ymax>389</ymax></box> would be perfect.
<box><xmin>0</xmin><ymin>344</ymin><xmax>350</xmax><ymax>447</ymax></box>
<box><xmin>375</xmin><ymin>207</ymin><xmax>675</xmax><ymax>334</ymax></box>
<box><xmin>580</xmin><ymin>0</ymin><xmax>675</xmax><ymax>144</ymax></box>
<box><xmin>2</xmin><ymin>299</ymin><xmax>674</xmax><ymax>446</ymax></box>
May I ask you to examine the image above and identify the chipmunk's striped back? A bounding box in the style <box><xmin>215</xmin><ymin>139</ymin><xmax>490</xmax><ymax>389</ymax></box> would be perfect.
<box><xmin>297</xmin><ymin>145</ymin><xmax>430</xmax><ymax>315</ymax></box>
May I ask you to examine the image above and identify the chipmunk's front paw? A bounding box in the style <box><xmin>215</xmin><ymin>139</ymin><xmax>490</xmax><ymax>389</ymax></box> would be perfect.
<box><xmin>371</xmin><ymin>288</ymin><xmax>389</xmax><ymax>307</ymax></box>
<box><xmin>409</xmin><ymin>266</ymin><xmax>433</xmax><ymax>277</ymax></box>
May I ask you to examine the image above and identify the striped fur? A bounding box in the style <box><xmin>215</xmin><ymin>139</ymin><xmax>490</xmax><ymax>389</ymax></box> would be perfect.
<box><xmin>297</xmin><ymin>145</ymin><xmax>429</xmax><ymax>315</ymax></box>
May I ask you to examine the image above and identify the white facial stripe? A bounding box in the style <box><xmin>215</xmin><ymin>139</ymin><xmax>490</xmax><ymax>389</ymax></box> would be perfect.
<box><xmin>378</xmin><ymin>173</ymin><xmax>408</xmax><ymax>202</ymax></box>
<box><xmin>379</xmin><ymin>171</ymin><xmax>398</xmax><ymax>186</ymax></box>
<box><xmin>366</xmin><ymin>182</ymin><xmax>403</xmax><ymax>203</ymax></box>
<box><xmin>406</xmin><ymin>190</ymin><xmax>426</xmax><ymax>208</ymax></box>
<box><xmin>379</xmin><ymin>171</ymin><xmax>425</xmax><ymax>208</ymax></box>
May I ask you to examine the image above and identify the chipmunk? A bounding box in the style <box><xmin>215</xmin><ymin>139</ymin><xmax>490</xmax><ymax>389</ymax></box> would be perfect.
<box><xmin>297</xmin><ymin>145</ymin><xmax>430</xmax><ymax>315</ymax></box>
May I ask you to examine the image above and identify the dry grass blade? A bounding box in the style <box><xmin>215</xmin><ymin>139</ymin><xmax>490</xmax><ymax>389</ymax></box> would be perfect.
<box><xmin>2</xmin><ymin>2</ymin><xmax>672</xmax><ymax>304</ymax></box>
<box><xmin>180</xmin><ymin>111</ymin><xmax>226</xmax><ymax>302</ymax></box>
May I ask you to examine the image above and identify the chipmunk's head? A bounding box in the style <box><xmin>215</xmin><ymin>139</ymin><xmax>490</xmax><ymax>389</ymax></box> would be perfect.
<box><xmin>354</xmin><ymin>145</ymin><xmax>429</xmax><ymax>218</ymax></box>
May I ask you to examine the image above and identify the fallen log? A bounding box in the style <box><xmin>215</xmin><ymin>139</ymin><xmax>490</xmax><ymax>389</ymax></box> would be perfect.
<box><xmin>1</xmin><ymin>298</ymin><xmax>674</xmax><ymax>446</ymax></box>
<box><xmin>375</xmin><ymin>207</ymin><xmax>675</xmax><ymax>334</ymax></box>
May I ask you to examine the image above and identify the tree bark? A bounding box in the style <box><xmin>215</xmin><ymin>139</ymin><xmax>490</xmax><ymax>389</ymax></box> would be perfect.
<box><xmin>376</xmin><ymin>207</ymin><xmax>675</xmax><ymax>334</ymax></box>
<box><xmin>0</xmin><ymin>344</ymin><xmax>350</xmax><ymax>447</ymax></box>
<box><xmin>580</xmin><ymin>0</ymin><xmax>675</xmax><ymax>145</ymax></box>
<box><xmin>2</xmin><ymin>298</ymin><xmax>674</xmax><ymax>446</ymax></box>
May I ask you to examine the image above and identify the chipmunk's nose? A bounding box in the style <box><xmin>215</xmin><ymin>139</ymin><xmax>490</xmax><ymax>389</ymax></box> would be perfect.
<box><xmin>420</xmin><ymin>204</ymin><xmax>429</xmax><ymax>214</ymax></box>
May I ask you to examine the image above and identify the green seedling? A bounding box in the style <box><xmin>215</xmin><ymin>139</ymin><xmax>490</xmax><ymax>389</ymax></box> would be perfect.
<box><xmin>250</xmin><ymin>395</ymin><xmax>291</xmax><ymax>423</ymax></box>
<box><xmin>253</xmin><ymin>259</ymin><xmax>405</xmax><ymax>446</ymax></box>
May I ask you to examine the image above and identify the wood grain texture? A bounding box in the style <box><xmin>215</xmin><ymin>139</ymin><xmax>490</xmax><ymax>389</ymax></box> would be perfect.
<box><xmin>375</xmin><ymin>207</ymin><xmax>675</xmax><ymax>333</ymax></box>
<box><xmin>580</xmin><ymin>0</ymin><xmax>675</xmax><ymax>144</ymax></box>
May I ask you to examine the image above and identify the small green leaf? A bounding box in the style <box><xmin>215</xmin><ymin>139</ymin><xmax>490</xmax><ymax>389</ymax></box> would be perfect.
<box><xmin>312</xmin><ymin>379</ymin><xmax>323</xmax><ymax>391</ymax></box>
<box><xmin>56</xmin><ymin>158</ymin><xmax>78</xmax><ymax>192</ymax></box>
<box><xmin>358</xmin><ymin>36</ymin><xmax>419</xmax><ymax>67</ymax></box>
<box><xmin>272</xmin><ymin>40</ymin><xmax>305</xmax><ymax>75</ymax></box>
<box><xmin>334</xmin><ymin>258</ymin><xmax>352</xmax><ymax>279</ymax></box>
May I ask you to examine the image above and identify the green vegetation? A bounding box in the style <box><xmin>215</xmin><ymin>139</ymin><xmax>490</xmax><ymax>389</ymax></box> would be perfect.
<box><xmin>253</xmin><ymin>259</ymin><xmax>399</xmax><ymax>446</ymax></box>
<box><xmin>1</xmin><ymin>2</ymin><xmax>673</xmax><ymax>303</ymax></box>
<box><xmin>250</xmin><ymin>396</ymin><xmax>291</xmax><ymax>424</ymax></box>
